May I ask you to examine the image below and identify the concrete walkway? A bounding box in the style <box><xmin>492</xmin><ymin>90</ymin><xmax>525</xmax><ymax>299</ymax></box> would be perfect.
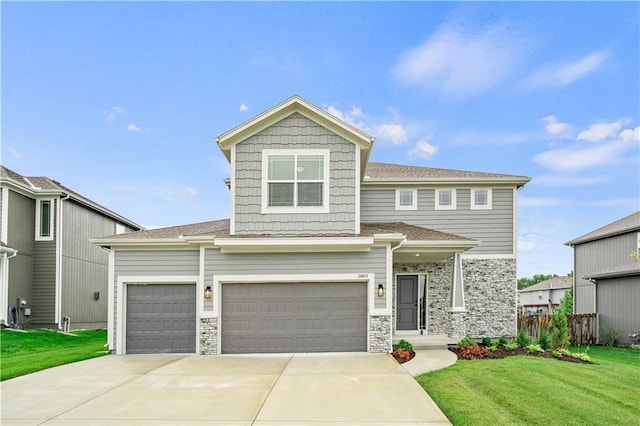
<box><xmin>1</xmin><ymin>351</ymin><xmax>454</xmax><ymax>425</ymax></box>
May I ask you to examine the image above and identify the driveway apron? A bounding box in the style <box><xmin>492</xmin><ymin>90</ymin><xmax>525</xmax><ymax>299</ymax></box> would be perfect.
<box><xmin>1</xmin><ymin>352</ymin><xmax>451</xmax><ymax>425</ymax></box>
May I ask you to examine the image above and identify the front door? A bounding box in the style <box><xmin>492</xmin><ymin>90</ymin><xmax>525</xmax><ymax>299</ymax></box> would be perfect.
<box><xmin>397</xmin><ymin>275</ymin><xmax>417</xmax><ymax>330</ymax></box>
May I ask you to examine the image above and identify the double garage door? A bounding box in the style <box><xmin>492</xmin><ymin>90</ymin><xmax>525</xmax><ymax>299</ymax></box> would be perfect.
<box><xmin>125</xmin><ymin>282</ymin><xmax>367</xmax><ymax>354</ymax></box>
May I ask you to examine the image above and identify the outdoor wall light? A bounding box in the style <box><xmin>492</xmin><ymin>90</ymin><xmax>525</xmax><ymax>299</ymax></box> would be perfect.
<box><xmin>377</xmin><ymin>284</ymin><xmax>385</xmax><ymax>298</ymax></box>
<box><xmin>94</xmin><ymin>291</ymin><xmax>100</xmax><ymax>301</ymax></box>
<box><xmin>204</xmin><ymin>286</ymin><xmax>213</xmax><ymax>300</ymax></box>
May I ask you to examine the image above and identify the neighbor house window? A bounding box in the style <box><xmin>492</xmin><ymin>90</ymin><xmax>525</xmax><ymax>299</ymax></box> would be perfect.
<box><xmin>115</xmin><ymin>223</ymin><xmax>126</xmax><ymax>235</ymax></box>
<box><xmin>35</xmin><ymin>199</ymin><xmax>54</xmax><ymax>241</ymax></box>
<box><xmin>395</xmin><ymin>189</ymin><xmax>417</xmax><ymax>210</ymax></box>
<box><xmin>262</xmin><ymin>149</ymin><xmax>329</xmax><ymax>213</ymax></box>
<box><xmin>435</xmin><ymin>189</ymin><xmax>456</xmax><ymax>210</ymax></box>
<box><xmin>471</xmin><ymin>188</ymin><xmax>492</xmax><ymax>210</ymax></box>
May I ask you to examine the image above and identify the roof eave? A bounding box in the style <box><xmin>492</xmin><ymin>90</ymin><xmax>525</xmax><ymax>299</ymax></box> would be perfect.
<box><xmin>362</xmin><ymin>177</ymin><xmax>531</xmax><ymax>188</ymax></box>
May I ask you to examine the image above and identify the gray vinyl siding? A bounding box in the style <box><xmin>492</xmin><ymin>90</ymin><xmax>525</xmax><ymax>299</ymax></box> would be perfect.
<box><xmin>204</xmin><ymin>246</ymin><xmax>387</xmax><ymax>309</ymax></box>
<box><xmin>360</xmin><ymin>187</ymin><xmax>515</xmax><ymax>254</ymax></box>
<box><xmin>60</xmin><ymin>200</ymin><xmax>120</xmax><ymax>329</ymax></box>
<box><xmin>113</xmin><ymin>250</ymin><xmax>200</xmax><ymax>348</ymax></box>
<box><xmin>31</xmin><ymin>240</ymin><xmax>57</xmax><ymax>325</ymax></box>
<box><xmin>5</xmin><ymin>191</ymin><xmax>35</xmax><ymax>312</ymax></box>
<box><xmin>234</xmin><ymin>112</ymin><xmax>357</xmax><ymax>235</ymax></box>
<box><xmin>596</xmin><ymin>276</ymin><xmax>640</xmax><ymax>345</ymax></box>
<box><xmin>574</xmin><ymin>232</ymin><xmax>637</xmax><ymax>314</ymax></box>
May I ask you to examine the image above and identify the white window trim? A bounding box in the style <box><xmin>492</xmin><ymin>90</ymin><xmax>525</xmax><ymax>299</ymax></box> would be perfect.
<box><xmin>261</xmin><ymin>149</ymin><xmax>330</xmax><ymax>214</ymax></box>
<box><xmin>35</xmin><ymin>198</ymin><xmax>55</xmax><ymax>241</ymax></box>
<box><xmin>395</xmin><ymin>189</ymin><xmax>417</xmax><ymax>211</ymax></box>
<box><xmin>471</xmin><ymin>188</ymin><xmax>492</xmax><ymax>210</ymax></box>
<box><xmin>435</xmin><ymin>189</ymin><xmax>456</xmax><ymax>210</ymax></box>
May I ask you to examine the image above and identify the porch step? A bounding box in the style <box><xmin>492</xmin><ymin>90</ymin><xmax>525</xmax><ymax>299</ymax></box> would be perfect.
<box><xmin>393</xmin><ymin>333</ymin><xmax>458</xmax><ymax>350</ymax></box>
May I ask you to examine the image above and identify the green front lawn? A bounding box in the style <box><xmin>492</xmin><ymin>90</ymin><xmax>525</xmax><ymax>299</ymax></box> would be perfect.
<box><xmin>0</xmin><ymin>328</ymin><xmax>108</xmax><ymax>381</ymax></box>
<box><xmin>418</xmin><ymin>346</ymin><xmax>640</xmax><ymax>425</ymax></box>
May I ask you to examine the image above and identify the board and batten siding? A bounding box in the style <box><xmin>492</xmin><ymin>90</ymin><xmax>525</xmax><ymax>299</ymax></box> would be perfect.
<box><xmin>574</xmin><ymin>232</ymin><xmax>638</xmax><ymax>314</ymax></box>
<box><xmin>5</xmin><ymin>190</ymin><xmax>35</xmax><ymax>312</ymax></box>
<box><xmin>112</xmin><ymin>250</ymin><xmax>200</xmax><ymax>349</ymax></box>
<box><xmin>596</xmin><ymin>276</ymin><xmax>640</xmax><ymax>345</ymax></box>
<box><xmin>234</xmin><ymin>112</ymin><xmax>357</xmax><ymax>235</ymax></box>
<box><xmin>360</xmin><ymin>187</ymin><xmax>514</xmax><ymax>254</ymax></box>
<box><xmin>60</xmin><ymin>200</ymin><xmax>123</xmax><ymax>328</ymax></box>
<box><xmin>204</xmin><ymin>246</ymin><xmax>387</xmax><ymax>309</ymax></box>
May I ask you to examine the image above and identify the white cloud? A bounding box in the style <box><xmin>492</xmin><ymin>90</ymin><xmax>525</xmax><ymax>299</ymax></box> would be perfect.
<box><xmin>326</xmin><ymin>105</ymin><xmax>366</xmax><ymax>129</ymax></box>
<box><xmin>533</xmin><ymin>139</ymin><xmax>630</xmax><ymax>171</ymax></box>
<box><xmin>620</xmin><ymin>126</ymin><xmax>640</xmax><ymax>142</ymax></box>
<box><xmin>577</xmin><ymin>120</ymin><xmax>623</xmax><ymax>142</ymax></box>
<box><xmin>127</xmin><ymin>123</ymin><xmax>141</xmax><ymax>132</ymax></box>
<box><xmin>519</xmin><ymin>196</ymin><xmax>569</xmax><ymax>207</ymax></box>
<box><xmin>532</xmin><ymin>173</ymin><xmax>611</xmax><ymax>187</ymax></box>
<box><xmin>408</xmin><ymin>138</ymin><xmax>438</xmax><ymax>160</ymax></box>
<box><xmin>239</xmin><ymin>103</ymin><xmax>249</xmax><ymax>112</ymax></box>
<box><xmin>393</xmin><ymin>21</ymin><xmax>523</xmax><ymax>98</ymax></box>
<box><xmin>9</xmin><ymin>148</ymin><xmax>22</xmax><ymax>159</ymax></box>
<box><xmin>449</xmin><ymin>130</ymin><xmax>532</xmax><ymax>146</ymax></box>
<box><xmin>181</xmin><ymin>187</ymin><xmax>198</xmax><ymax>197</ymax></box>
<box><xmin>590</xmin><ymin>198</ymin><xmax>640</xmax><ymax>207</ymax></box>
<box><xmin>540</xmin><ymin>115</ymin><xmax>573</xmax><ymax>139</ymax></box>
<box><xmin>372</xmin><ymin>123</ymin><xmax>408</xmax><ymax>146</ymax></box>
<box><xmin>104</xmin><ymin>106</ymin><xmax>126</xmax><ymax>124</ymax></box>
<box><xmin>525</xmin><ymin>51</ymin><xmax>607</xmax><ymax>89</ymax></box>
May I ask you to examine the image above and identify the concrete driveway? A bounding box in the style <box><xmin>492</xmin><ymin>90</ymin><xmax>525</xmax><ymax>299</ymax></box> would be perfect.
<box><xmin>1</xmin><ymin>352</ymin><xmax>452</xmax><ymax>425</ymax></box>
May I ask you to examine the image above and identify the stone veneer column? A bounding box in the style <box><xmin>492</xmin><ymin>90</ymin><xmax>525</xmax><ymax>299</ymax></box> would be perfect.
<box><xmin>199</xmin><ymin>318</ymin><xmax>219</xmax><ymax>355</ymax></box>
<box><xmin>369</xmin><ymin>314</ymin><xmax>391</xmax><ymax>352</ymax></box>
<box><xmin>449</xmin><ymin>311</ymin><xmax>467</xmax><ymax>338</ymax></box>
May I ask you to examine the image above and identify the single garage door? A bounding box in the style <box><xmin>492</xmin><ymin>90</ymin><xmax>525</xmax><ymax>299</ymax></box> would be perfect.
<box><xmin>221</xmin><ymin>282</ymin><xmax>367</xmax><ymax>354</ymax></box>
<box><xmin>126</xmin><ymin>284</ymin><xmax>196</xmax><ymax>354</ymax></box>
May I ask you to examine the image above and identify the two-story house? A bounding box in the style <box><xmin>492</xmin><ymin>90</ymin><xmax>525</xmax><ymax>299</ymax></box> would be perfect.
<box><xmin>519</xmin><ymin>276</ymin><xmax>572</xmax><ymax>315</ymax></box>
<box><xmin>93</xmin><ymin>96</ymin><xmax>530</xmax><ymax>355</ymax></box>
<box><xmin>0</xmin><ymin>166</ymin><xmax>143</xmax><ymax>330</ymax></box>
<box><xmin>566</xmin><ymin>211</ymin><xmax>640</xmax><ymax>345</ymax></box>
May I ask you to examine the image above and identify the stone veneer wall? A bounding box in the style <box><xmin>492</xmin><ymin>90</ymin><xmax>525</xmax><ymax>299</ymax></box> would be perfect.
<box><xmin>393</xmin><ymin>257</ymin><xmax>517</xmax><ymax>339</ymax></box>
<box><xmin>199</xmin><ymin>318</ymin><xmax>218</xmax><ymax>355</ymax></box>
<box><xmin>369</xmin><ymin>314</ymin><xmax>391</xmax><ymax>352</ymax></box>
<box><xmin>462</xmin><ymin>258</ymin><xmax>517</xmax><ymax>338</ymax></box>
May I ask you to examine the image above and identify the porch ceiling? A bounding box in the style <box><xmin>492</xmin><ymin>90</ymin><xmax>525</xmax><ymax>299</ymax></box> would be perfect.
<box><xmin>393</xmin><ymin>240</ymin><xmax>479</xmax><ymax>263</ymax></box>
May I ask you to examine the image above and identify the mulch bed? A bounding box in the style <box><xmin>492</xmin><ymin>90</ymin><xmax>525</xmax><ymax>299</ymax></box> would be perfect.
<box><xmin>391</xmin><ymin>349</ymin><xmax>416</xmax><ymax>364</ymax></box>
<box><xmin>448</xmin><ymin>346</ymin><xmax>593</xmax><ymax>364</ymax></box>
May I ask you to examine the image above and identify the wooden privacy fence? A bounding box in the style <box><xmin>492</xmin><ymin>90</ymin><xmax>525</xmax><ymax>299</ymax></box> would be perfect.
<box><xmin>517</xmin><ymin>312</ymin><xmax>599</xmax><ymax>345</ymax></box>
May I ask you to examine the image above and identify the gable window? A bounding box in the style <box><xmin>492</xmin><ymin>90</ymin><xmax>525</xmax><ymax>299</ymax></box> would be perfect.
<box><xmin>471</xmin><ymin>188</ymin><xmax>492</xmax><ymax>210</ymax></box>
<box><xmin>35</xmin><ymin>199</ymin><xmax>54</xmax><ymax>241</ymax></box>
<box><xmin>115</xmin><ymin>223</ymin><xmax>126</xmax><ymax>235</ymax></box>
<box><xmin>395</xmin><ymin>189</ymin><xmax>417</xmax><ymax>210</ymax></box>
<box><xmin>262</xmin><ymin>149</ymin><xmax>329</xmax><ymax>213</ymax></box>
<box><xmin>435</xmin><ymin>189</ymin><xmax>456</xmax><ymax>210</ymax></box>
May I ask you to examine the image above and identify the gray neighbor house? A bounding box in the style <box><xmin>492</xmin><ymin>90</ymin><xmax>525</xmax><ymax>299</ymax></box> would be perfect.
<box><xmin>566</xmin><ymin>211</ymin><xmax>640</xmax><ymax>345</ymax></box>
<box><xmin>0</xmin><ymin>166</ymin><xmax>143</xmax><ymax>330</ymax></box>
<box><xmin>92</xmin><ymin>96</ymin><xmax>531</xmax><ymax>355</ymax></box>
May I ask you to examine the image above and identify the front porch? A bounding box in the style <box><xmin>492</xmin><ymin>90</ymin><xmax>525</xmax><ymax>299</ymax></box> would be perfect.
<box><xmin>393</xmin><ymin>332</ymin><xmax>458</xmax><ymax>350</ymax></box>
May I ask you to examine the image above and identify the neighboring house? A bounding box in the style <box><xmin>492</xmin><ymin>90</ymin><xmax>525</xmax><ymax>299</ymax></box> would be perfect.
<box><xmin>0</xmin><ymin>166</ymin><xmax>143</xmax><ymax>330</ymax></box>
<box><xmin>92</xmin><ymin>95</ymin><xmax>530</xmax><ymax>355</ymax></box>
<box><xmin>519</xmin><ymin>276</ymin><xmax>572</xmax><ymax>315</ymax></box>
<box><xmin>566</xmin><ymin>211</ymin><xmax>640</xmax><ymax>345</ymax></box>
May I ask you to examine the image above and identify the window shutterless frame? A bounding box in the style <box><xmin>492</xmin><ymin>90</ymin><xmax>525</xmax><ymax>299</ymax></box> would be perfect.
<box><xmin>35</xmin><ymin>198</ymin><xmax>55</xmax><ymax>241</ymax></box>
<box><xmin>434</xmin><ymin>189</ymin><xmax>456</xmax><ymax>210</ymax></box>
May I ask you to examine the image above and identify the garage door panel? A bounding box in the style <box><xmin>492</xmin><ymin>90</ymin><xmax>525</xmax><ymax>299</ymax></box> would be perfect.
<box><xmin>222</xmin><ymin>282</ymin><xmax>367</xmax><ymax>354</ymax></box>
<box><xmin>126</xmin><ymin>284</ymin><xmax>196</xmax><ymax>354</ymax></box>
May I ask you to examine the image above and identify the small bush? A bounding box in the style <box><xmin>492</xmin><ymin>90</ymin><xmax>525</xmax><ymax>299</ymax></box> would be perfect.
<box><xmin>526</xmin><ymin>344</ymin><xmax>544</xmax><ymax>353</ymax></box>
<box><xmin>393</xmin><ymin>339</ymin><xmax>413</xmax><ymax>351</ymax></box>
<box><xmin>488</xmin><ymin>343</ymin><xmax>499</xmax><ymax>352</ymax></box>
<box><xmin>599</xmin><ymin>326</ymin><xmax>618</xmax><ymax>347</ymax></box>
<box><xmin>481</xmin><ymin>337</ymin><xmax>492</xmax><ymax>346</ymax></box>
<box><xmin>504</xmin><ymin>343</ymin><xmax>519</xmax><ymax>351</ymax></box>
<box><xmin>552</xmin><ymin>348</ymin><xmax>571</xmax><ymax>358</ymax></box>
<box><xmin>458</xmin><ymin>345</ymin><xmax>489</xmax><ymax>360</ymax></box>
<box><xmin>538</xmin><ymin>329</ymin><xmax>553</xmax><ymax>350</ymax></box>
<box><xmin>457</xmin><ymin>336</ymin><xmax>478</xmax><ymax>348</ymax></box>
<box><xmin>392</xmin><ymin>348</ymin><xmax>412</xmax><ymax>361</ymax></box>
<box><xmin>571</xmin><ymin>348</ymin><xmax>591</xmax><ymax>362</ymax></box>
<box><xmin>498</xmin><ymin>337</ymin><xmax>508</xmax><ymax>346</ymax></box>
<box><xmin>551</xmin><ymin>308</ymin><xmax>570</xmax><ymax>349</ymax></box>
<box><xmin>516</xmin><ymin>329</ymin><xmax>532</xmax><ymax>348</ymax></box>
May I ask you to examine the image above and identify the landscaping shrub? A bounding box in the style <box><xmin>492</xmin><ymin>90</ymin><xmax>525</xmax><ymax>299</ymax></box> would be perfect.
<box><xmin>458</xmin><ymin>345</ymin><xmax>489</xmax><ymax>360</ymax></box>
<box><xmin>393</xmin><ymin>348</ymin><xmax>413</xmax><ymax>361</ymax></box>
<box><xmin>526</xmin><ymin>344</ymin><xmax>544</xmax><ymax>353</ymax></box>
<box><xmin>457</xmin><ymin>336</ymin><xmax>478</xmax><ymax>348</ymax></box>
<box><xmin>393</xmin><ymin>339</ymin><xmax>414</xmax><ymax>351</ymax></box>
<box><xmin>599</xmin><ymin>326</ymin><xmax>618</xmax><ymax>347</ymax></box>
<box><xmin>482</xmin><ymin>337</ymin><xmax>492</xmax><ymax>346</ymax></box>
<box><xmin>538</xmin><ymin>328</ymin><xmax>553</xmax><ymax>350</ymax></box>
<box><xmin>516</xmin><ymin>328</ymin><xmax>532</xmax><ymax>348</ymax></box>
<box><xmin>551</xmin><ymin>308</ymin><xmax>570</xmax><ymax>349</ymax></box>
<box><xmin>504</xmin><ymin>343</ymin><xmax>519</xmax><ymax>351</ymax></box>
<box><xmin>498</xmin><ymin>337</ymin><xmax>508</xmax><ymax>346</ymax></box>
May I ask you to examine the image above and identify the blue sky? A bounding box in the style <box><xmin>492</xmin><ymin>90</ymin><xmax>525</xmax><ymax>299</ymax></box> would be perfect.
<box><xmin>2</xmin><ymin>2</ymin><xmax>639</xmax><ymax>278</ymax></box>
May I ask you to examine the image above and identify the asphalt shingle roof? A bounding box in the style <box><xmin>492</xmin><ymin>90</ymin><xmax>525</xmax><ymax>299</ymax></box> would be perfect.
<box><xmin>364</xmin><ymin>162</ymin><xmax>530</xmax><ymax>181</ymax></box>
<box><xmin>566</xmin><ymin>211</ymin><xmax>640</xmax><ymax>246</ymax></box>
<box><xmin>583</xmin><ymin>261</ymin><xmax>640</xmax><ymax>280</ymax></box>
<box><xmin>519</xmin><ymin>276</ymin><xmax>573</xmax><ymax>293</ymax></box>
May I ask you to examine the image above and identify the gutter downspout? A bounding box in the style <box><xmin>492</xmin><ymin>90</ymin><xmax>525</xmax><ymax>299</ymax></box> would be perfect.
<box><xmin>55</xmin><ymin>194</ymin><xmax>70</xmax><ymax>329</ymax></box>
<box><xmin>1</xmin><ymin>248</ymin><xmax>18</xmax><ymax>326</ymax></box>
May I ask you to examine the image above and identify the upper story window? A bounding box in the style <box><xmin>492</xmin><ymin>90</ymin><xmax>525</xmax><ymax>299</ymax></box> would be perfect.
<box><xmin>435</xmin><ymin>189</ymin><xmax>456</xmax><ymax>210</ymax></box>
<box><xmin>115</xmin><ymin>223</ymin><xmax>126</xmax><ymax>235</ymax></box>
<box><xmin>35</xmin><ymin>198</ymin><xmax>54</xmax><ymax>241</ymax></box>
<box><xmin>471</xmin><ymin>188</ymin><xmax>492</xmax><ymax>210</ymax></box>
<box><xmin>395</xmin><ymin>189</ymin><xmax>417</xmax><ymax>210</ymax></box>
<box><xmin>261</xmin><ymin>149</ymin><xmax>329</xmax><ymax>213</ymax></box>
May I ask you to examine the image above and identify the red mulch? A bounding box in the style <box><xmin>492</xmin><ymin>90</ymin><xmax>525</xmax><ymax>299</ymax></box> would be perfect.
<box><xmin>448</xmin><ymin>346</ymin><xmax>592</xmax><ymax>364</ymax></box>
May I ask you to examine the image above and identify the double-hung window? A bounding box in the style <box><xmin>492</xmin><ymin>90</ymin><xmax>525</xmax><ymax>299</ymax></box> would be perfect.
<box><xmin>35</xmin><ymin>198</ymin><xmax>54</xmax><ymax>241</ymax></box>
<box><xmin>435</xmin><ymin>189</ymin><xmax>456</xmax><ymax>210</ymax></box>
<box><xmin>262</xmin><ymin>149</ymin><xmax>329</xmax><ymax>213</ymax></box>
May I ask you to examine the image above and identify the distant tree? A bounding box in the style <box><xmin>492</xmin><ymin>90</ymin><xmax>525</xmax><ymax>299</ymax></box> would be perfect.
<box><xmin>517</xmin><ymin>274</ymin><xmax>558</xmax><ymax>290</ymax></box>
<box><xmin>567</xmin><ymin>270</ymin><xmax>574</xmax><ymax>277</ymax></box>
<box><xmin>559</xmin><ymin>288</ymin><xmax>573</xmax><ymax>315</ymax></box>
